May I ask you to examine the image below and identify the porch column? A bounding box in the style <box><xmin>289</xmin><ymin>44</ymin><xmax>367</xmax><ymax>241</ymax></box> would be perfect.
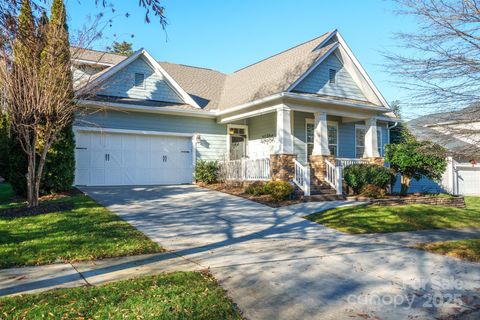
<box><xmin>312</xmin><ymin>111</ymin><xmax>330</xmax><ymax>156</ymax></box>
<box><xmin>274</xmin><ymin>105</ymin><xmax>293</xmax><ymax>154</ymax></box>
<box><xmin>363</xmin><ymin>117</ymin><xmax>380</xmax><ymax>158</ymax></box>
<box><xmin>270</xmin><ymin>105</ymin><xmax>295</xmax><ymax>181</ymax></box>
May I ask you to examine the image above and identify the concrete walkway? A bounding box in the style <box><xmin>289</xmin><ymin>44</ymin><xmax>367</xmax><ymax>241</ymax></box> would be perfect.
<box><xmin>0</xmin><ymin>252</ymin><xmax>201</xmax><ymax>296</ymax></box>
<box><xmin>2</xmin><ymin>185</ymin><xmax>479</xmax><ymax>319</ymax></box>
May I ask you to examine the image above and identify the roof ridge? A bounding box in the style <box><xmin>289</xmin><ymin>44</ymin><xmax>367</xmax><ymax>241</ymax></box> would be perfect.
<box><xmin>159</xmin><ymin>61</ymin><xmax>225</xmax><ymax>74</ymax></box>
<box><xmin>232</xmin><ymin>31</ymin><xmax>332</xmax><ymax>73</ymax></box>
<box><xmin>71</xmin><ymin>46</ymin><xmax>126</xmax><ymax>58</ymax></box>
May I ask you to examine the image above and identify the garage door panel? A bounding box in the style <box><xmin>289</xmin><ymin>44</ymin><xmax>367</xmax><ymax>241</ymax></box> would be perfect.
<box><xmin>458</xmin><ymin>168</ymin><xmax>480</xmax><ymax>196</ymax></box>
<box><xmin>75</xmin><ymin>131</ymin><xmax>193</xmax><ymax>186</ymax></box>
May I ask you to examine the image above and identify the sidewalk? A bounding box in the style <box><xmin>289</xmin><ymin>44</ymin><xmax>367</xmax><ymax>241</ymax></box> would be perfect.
<box><xmin>0</xmin><ymin>252</ymin><xmax>201</xmax><ymax>297</ymax></box>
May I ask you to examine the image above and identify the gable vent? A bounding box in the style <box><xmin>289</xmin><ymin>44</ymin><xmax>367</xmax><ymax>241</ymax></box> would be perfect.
<box><xmin>329</xmin><ymin>69</ymin><xmax>337</xmax><ymax>84</ymax></box>
<box><xmin>134</xmin><ymin>73</ymin><xmax>145</xmax><ymax>88</ymax></box>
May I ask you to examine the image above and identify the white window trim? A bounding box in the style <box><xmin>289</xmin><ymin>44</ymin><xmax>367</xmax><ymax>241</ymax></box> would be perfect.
<box><xmin>355</xmin><ymin>124</ymin><xmax>383</xmax><ymax>158</ymax></box>
<box><xmin>305</xmin><ymin>119</ymin><xmax>338</xmax><ymax>160</ymax></box>
<box><xmin>226</xmin><ymin>124</ymin><xmax>249</xmax><ymax>160</ymax></box>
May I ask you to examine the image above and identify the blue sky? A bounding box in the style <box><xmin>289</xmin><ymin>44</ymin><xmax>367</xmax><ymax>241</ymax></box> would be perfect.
<box><xmin>66</xmin><ymin>0</ymin><xmax>420</xmax><ymax>119</ymax></box>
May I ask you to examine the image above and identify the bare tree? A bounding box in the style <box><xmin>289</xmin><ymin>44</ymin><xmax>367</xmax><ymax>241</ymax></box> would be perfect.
<box><xmin>386</xmin><ymin>0</ymin><xmax>480</xmax><ymax>159</ymax></box>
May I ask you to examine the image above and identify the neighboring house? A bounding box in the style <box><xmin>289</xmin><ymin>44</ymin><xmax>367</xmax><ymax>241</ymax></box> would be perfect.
<box><xmin>397</xmin><ymin>106</ymin><xmax>480</xmax><ymax>196</ymax></box>
<box><xmin>71</xmin><ymin>30</ymin><xmax>398</xmax><ymax>196</ymax></box>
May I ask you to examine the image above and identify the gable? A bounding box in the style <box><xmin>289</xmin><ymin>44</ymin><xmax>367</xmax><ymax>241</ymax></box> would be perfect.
<box><xmin>292</xmin><ymin>52</ymin><xmax>367</xmax><ymax>102</ymax></box>
<box><xmin>97</xmin><ymin>56</ymin><xmax>184</xmax><ymax>103</ymax></box>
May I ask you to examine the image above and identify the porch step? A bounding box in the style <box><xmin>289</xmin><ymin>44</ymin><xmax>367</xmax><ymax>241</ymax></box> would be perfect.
<box><xmin>294</xmin><ymin>182</ymin><xmax>341</xmax><ymax>198</ymax></box>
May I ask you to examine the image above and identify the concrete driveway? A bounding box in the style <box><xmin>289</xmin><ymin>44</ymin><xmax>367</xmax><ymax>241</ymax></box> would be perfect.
<box><xmin>82</xmin><ymin>185</ymin><xmax>480</xmax><ymax>320</ymax></box>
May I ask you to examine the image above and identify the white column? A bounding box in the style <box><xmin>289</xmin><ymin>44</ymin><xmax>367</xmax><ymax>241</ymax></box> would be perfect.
<box><xmin>312</xmin><ymin>111</ymin><xmax>330</xmax><ymax>156</ymax></box>
<box><xmin>275</xmin><ymin>105</ymin><xmax>293</xmax><ymax>154</ymax></box>
<box><xmin>364</xmin><ymin>117</ymin><xmax>380</xmax><ymax>158</ymax></box>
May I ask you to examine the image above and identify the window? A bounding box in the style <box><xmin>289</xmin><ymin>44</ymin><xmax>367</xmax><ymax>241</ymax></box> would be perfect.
<box><xmin>134</xmin><ymin>73</ymin><xmax>145</xmax><ymax>88</ymax></box>
<box><xmin>306</xmin><ymin>120</ymin><xmax>338</xmax><ymax>159</ymax></box>
<box><xmin>355</xmin><ymin>126</ymin><xmax>383</xmax><ymax>158</ymax></box>
<box><xmin>355</xmin><ymin>127</ymin><xmax>366</xmax><ymax>158</ymax></box>
<box><xmin>327</xmin><ymin>124</ymin><xmax>338</xmax><ymax>156</ymax></box>
<box><xmin>329</xmin><ymin>69</ymin><xmax>337</xmax><ymax>84</ymax></box>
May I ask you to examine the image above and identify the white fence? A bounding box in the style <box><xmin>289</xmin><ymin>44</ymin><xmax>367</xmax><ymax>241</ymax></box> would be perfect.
<box><xmin>336</xmin><ymin>158</ymin><xmax>369</xmax><ymax>168</ymax></box>
<box><xmin>219</xmin><ymin>158</ymin><xmax>271</xmax><ymax>181</ymax></box>
<box><xmin>293</xmin><ymin>159</ymin><xmax>311</xmax><ymax>196</ymax></box>
<box><xmin>324</xmin><ymin>159</ymin><xmax>343</xmax><ymax>195</ymax></box>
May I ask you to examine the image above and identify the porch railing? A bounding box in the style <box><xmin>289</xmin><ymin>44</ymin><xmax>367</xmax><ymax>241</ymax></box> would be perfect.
<box><xmin>219</xmin><ymin>158</ymin><xmax>271</xmax><ymax>181</ymax></box>
<box><xmin>324</xmin><ymin>159</ymin><xmax>343</xmax><ymax>195</ymax></box>
<box><xmin>293</xmin><ymin>159</ymin><xmax>311</xmax><ymax>196</ymax></box>
<box><xmin>335</xmin><ymin>157</ymin><xmax>369</xmax><ymax>168</ymax></box>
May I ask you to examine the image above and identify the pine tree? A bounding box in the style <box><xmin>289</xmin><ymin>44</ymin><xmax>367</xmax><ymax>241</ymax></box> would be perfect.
<box><xmin>40</xmin><ymin>0</ymin><xmax>75</xmax><ymax>194</ymax></box>
<box><xmin>110</xmin><ymin>41</ymin><xmax>134</xmax><ymax>56</ymax></box>
<box><xmin>7</xmin><ymin>0</ymin><xmax>36</xmax><ymax>196</ymax></box>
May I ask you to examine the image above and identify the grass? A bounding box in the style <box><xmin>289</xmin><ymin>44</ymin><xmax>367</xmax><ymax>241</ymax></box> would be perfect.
<box><xmin>0</xmin><ymin>272</ymin><xmax>243</xmax><ymax>320</ymax></box>
<box><xmin>417</xmin><ymin>239</ymin><xmax>480</xmax><ymax>263</ymax></box>
<box><xmin>306</xmin><ymin>196</ymin><xmax>480</xmax><ymax>234</ymax></box>
<box><xmin>0</xmin><ymin>183</ymin><xmax>163</xmax><ymax>268</ymax></box>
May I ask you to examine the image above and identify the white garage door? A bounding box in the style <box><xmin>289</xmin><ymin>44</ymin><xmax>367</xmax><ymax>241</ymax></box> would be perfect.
<box><xmin>75</xmin><ymin>131</ymin><xmax>193</xmax><ymax>186</ymax></box>
<box><xmin>457</xmin><ymin>167</ymin><xmax>480</xmax><ymax>196</ymax></box>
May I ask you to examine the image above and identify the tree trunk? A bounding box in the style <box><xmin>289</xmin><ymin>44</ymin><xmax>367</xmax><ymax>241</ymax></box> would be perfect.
<box><xmin>400</xmin><ymin>175</ymin><xmax>411</xmax><ymax>196</ymax></box>
<box><xmin>26</xmin><ymin>151</ymin><xmax>37</xmax><ymax>207</ymax></box>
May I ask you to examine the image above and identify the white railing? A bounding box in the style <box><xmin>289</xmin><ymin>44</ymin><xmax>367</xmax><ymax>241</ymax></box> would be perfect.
<box><xmin>219</xmin><ymin>158</ymin><xmax>271</xmax><ymax>181</ymax></box>
<box><xmin>336</xmin><ymin>158</ymin><xmax>369</xmax><ymax>168</ymax></box>
<box><xmin>293</xmin><ymin>159</ymin><xmax>311</xmax><ymax>196</ymax></box>
<box><xmin>325</xmin><ymin>159</ymin><xmax>343</xmax><ymax>195</ymax></box>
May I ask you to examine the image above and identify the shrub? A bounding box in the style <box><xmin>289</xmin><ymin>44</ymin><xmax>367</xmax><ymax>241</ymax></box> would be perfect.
<box><xmin>360</xmin><ymin>184</ymin><xmax>385</xmax><ymax>198</ymax></box>
<box><xmin>264</xmin><ymin>181</ymin><xmax>294</xmax><ymax>201</ymax></box>
<box><xmin>385</xmin><ymin>132</ymin><xmax>447</xmax><ymax>195</ymax></box>
<box><xmin>245</xmin><ymin>181</ymin><xmax>266</xmax><ymax>196</ymax></box>
<box><xmin>343</xmin><ymin>163</ymin><xmax>395</xmax><ymax>195</ymax></box>
<box><xmin>195</xmin><ymin>160</ymin><xmax>218</xmax><ymax>184</ymax></box>
<box><xmin>40</xmin><ymin>124</ymin><xmax>76</xmax><ymax>194</ymax></box>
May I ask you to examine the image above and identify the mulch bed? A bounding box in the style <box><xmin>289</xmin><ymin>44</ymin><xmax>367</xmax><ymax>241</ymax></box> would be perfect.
<box><xmin>0</xmin><ymin>187</ymin><xmax>84</xmax><ymax>218</ymax></box>
<box><xmin>0</xmin><ymin>202</ymin><xmax>75</xmax><ymax>218</ymax></box>
<box><xmin>199</xmin><ymin>182</ymin><xmax>303</xmax><ymax>208</ymax></box>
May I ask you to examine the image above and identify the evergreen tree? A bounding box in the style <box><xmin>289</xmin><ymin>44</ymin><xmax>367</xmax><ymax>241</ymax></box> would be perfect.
<box><xmin>40</xmin><ymin>0</ymin><xmax>75</xmax><ymax>194</ymax></box>
<box><xmin>110</xmin><ymin>41</ymin><xmax>134</xmax><ymax>56</ymax></box>
<box><xmin>6</xmin><ymin>0</ymin><xmax>35</xmax><ymax>196</ymax></box>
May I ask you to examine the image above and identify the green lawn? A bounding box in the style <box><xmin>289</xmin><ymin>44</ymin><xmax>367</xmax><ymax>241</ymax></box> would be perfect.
<box><xmin>0</xmin><ymin>183</ymin><xmax>163</xmax><ymax>268</ymax></box>
<box><xmin>306</xmin><ymin>196</ymin><xmax>480</xmax><ymax>234</ymax></box>
<box><xmin>0</xmin><ymin>272</ymin><xmax>242</xmax><ymax>320</ymax></box>
<box><xmin>417</xmin><ymin>239</ymin><xmax>480</xmax><ymax>263</ymax></box>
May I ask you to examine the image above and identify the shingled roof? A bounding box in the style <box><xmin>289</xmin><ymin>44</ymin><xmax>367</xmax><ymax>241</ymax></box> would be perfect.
<box><xmin>74</xmin><ymin>30</ymin><xmax>386</xmax><ymax>111</ymax></box>
<box><xmin>71</xmin><ymin>47</ymin><xmax>127</xmax><ymax>66</ymax></box>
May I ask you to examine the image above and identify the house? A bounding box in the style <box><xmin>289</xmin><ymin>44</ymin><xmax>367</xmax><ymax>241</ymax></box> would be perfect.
<box><xmin>72</xmin><ymin>30</ymin><xmax>399</xmax><ymax>196</ymax></box>
<box><xmin>399</xmin><ymin>106</ymin><xmax>480</xmax><ymax>196</ymax></box>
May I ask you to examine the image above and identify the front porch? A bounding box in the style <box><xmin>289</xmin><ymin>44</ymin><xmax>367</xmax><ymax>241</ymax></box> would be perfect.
<box><xmin>217</xmin><ymin>100</ymin><xmax>391</xmax><ymax>196</ymax></box>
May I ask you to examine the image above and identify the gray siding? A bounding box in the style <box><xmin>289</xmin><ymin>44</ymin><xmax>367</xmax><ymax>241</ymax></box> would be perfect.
<box><xmin>294</xmin><ymin>53</ymin><xmax>367</xmax><ymax>102</ymax></box>
<box><xmin>247</xmin><ymin>113</ymin><xmax>276</xmax><ymax>140</ymax></box>
<box><xmin>246</xmin><ymin>112</ymin><xmax>276</xmax><ymax>159</ymax></box>
<box><xmin>293</xmin><ymin>111</ymin><xmax>313</xmax><ymax>164</ymax></box>
<box><xmin>75</xmin><ymin>109</ymin><xmax>227</xmax><ymax>161</ymax></box>
<box><xmin>98</xmin><ymin>57</ymin><xmax>184</xmax><ymax>103</ymax></box>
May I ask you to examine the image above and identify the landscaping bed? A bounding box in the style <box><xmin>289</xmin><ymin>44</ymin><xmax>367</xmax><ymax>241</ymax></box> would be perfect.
<box><xmin>0</xmin><ymin>182</ymin><xmax>163</xmax><ymax>268</ymax></box>
<box><xmin>306</xmin><ymin>196</ymin><xmax>480</xmax><ymax>234</ymax></box>
<box><xmin>346</xmin><ymin>194</ymin><xmax>466</xmax><ymax>208</ymax></box>
<box><xmin>199</xmin><ymin>182</ymin><xmax>303</xmax><ymax>208</ymax></box>
<box><xmin>0</xmin><ymin>271</ymin><xmax>243</xmax><ymax>320</ymax></box>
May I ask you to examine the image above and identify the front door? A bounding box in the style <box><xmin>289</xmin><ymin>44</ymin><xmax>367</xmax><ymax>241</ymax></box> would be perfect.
<box><xmin>228</xmin><ymin>125</ymin><xmax>247</xmax><ymax>160</ymax></box>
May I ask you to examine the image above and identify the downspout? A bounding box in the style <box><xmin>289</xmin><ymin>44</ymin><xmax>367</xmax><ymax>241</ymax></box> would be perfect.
<box><xmin>387</xmin><ymin>122</ymin><xmax>399</xmax><ymax>144</ymax></box>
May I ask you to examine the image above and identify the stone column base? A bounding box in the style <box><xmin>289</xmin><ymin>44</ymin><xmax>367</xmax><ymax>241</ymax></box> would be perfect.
<box><xmin>309</xmin><ymin>155</ymin><xmax>335</xmax><ymax>184</ymax></box>
<box><xmin>363</xmin><ymin>157</ymin><xmax>385</xmax><ymax>166</ymax></box>
<box><xmin>270</xmin><ymin>154</ymin><xmax>296</xmax><ymax>181</ymax></box>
